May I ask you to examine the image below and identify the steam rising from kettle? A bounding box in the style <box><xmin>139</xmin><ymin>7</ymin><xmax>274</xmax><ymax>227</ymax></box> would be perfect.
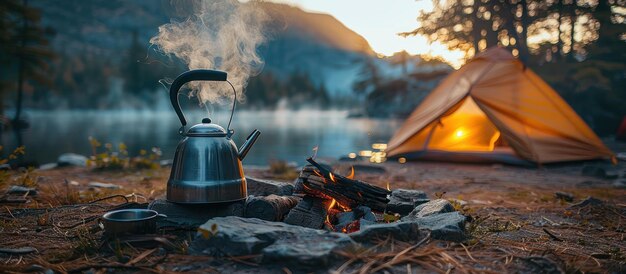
<box><xmin>167</xmin><ymin>69</ymin><xmax>260</xmax><ymax>204</ymax></box>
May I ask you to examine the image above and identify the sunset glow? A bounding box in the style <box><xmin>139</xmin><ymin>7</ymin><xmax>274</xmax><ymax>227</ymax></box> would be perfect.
<box><xmin>266</xmin><ymin>0</ymin><xmax>466</xmax><ymax>67</ymax></box>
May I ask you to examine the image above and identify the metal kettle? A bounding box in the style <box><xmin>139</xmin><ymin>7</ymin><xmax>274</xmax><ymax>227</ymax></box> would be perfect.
<box><xmin>166</xmin><ymin>69</ymin><xmax>260</xmax><ymax>204</ymax></box>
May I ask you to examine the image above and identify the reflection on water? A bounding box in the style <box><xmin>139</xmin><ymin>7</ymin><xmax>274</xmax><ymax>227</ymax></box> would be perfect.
<box><xmin>1</xmin><ymin>110</ymin><xmax>402</xmax><ymax>166</ymax></box>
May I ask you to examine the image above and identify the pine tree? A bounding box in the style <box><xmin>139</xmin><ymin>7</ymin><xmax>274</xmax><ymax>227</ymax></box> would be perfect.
<box><xmin>0</xmin><ymin>0</ymin><xmax>55</xmax><ymax>126</ymax></box>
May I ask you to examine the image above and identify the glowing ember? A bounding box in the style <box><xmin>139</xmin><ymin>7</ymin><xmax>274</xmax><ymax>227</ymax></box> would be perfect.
<box><xmin>386</xmin><ymin>182</ymin><xmax>390</xmax><ymax>191</ymax></box>
<box><xmin>329</xmin><ymin>172</ymin><xmax>336</xmax><ymax>183</ymax></box>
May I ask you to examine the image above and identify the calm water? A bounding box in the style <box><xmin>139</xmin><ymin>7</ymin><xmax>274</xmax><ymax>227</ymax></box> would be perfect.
<box><xmin>1</xmin><ymin>110</ymin><xmax>402</xmax><ymax>166</ymax></box>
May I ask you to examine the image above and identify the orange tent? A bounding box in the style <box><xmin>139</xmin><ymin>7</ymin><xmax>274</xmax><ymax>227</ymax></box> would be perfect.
<box><xmin>387</xmin><ymin>47</ymin><xmax>614</xmax><ymax>165</ymax></box>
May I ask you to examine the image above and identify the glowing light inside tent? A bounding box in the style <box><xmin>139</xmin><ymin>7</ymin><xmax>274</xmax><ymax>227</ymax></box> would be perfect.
<box><xmin>454</xmin><ymin>129</ymin><xmax>465</xmax><ymax>138</ymax></box>
<box><xmin>424</xmin><ymin>98</ymin><xmax>501</xmax><ymax>152</ymax></box>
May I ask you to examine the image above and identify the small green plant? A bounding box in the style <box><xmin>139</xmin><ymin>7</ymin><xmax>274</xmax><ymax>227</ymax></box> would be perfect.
<box><xmin>0</xmin><ymin>146</ymin><xmax>26</xmax><ymax>186</ymax></box>
<box><xmin>17</xmin><ymin>166</ymin><xmax>38</xmax><ymax>187</ymax></box>
<box><xmin>87</xmin><ymin>137</ymin><xmax>161</xmax><ymax>171</ymax></box>
<box><xmin>268</xmin><ymin>160</ymin><xmax>298</xmax><ymax>180</ymax></box>
<box><xmin>133</xmin><ymin>147</ymin><xmax>162</xmax><ymax>170</ymax></box>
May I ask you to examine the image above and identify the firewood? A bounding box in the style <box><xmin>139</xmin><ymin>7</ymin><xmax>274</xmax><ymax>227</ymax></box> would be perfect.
<box><xmin>244</xmin><ymin>195</ymin><xmax>300</xmax><ymax>221</ymax></box>
<box><xmin>283</xmin><ymin>196</ymin><xmax>330</xmax><ymax>229</ymax></box>
<box><xmin>293</xmin><ymin>158</ymin><xmax>391</xmax><ymax>212</ymax></box>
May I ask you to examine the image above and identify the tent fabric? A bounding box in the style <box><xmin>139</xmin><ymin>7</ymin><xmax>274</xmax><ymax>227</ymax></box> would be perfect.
<box><xmin>387</xmin><ymin>47</ymin><xmax>614</xmax><ymax>164</ymax></box>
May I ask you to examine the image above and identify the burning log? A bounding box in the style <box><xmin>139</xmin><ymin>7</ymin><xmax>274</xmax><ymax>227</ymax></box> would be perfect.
<box><xmin>294</xmin><ymin>158</ymin><xmax>391</xmax><ymax>212</ymax></box>
<box><xmin>283</xmin><ymin>196</ymin><xmax>330</xmax><ymax>229</ymax></box>
<box><xmin>244</xmin><ymin>195</ymin><xmax>300</xmax><ymax>221</ymax></box>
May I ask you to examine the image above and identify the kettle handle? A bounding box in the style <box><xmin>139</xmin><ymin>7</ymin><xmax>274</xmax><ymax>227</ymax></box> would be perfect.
<box><xmin>169</xmin><ymin>69</ymin><xmax>236</xmax><ymax>134</ymax></box>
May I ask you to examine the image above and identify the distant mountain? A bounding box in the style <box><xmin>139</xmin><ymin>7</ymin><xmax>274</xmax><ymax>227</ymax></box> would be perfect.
<box><xmin>23</xmin><ymin>0</ymin><xmax>447</xmax><ymax>109</ymax></box>
<box><xmin>260</xmin><ymin>2</ymin><xmax>374</xmax><ymax>55</ymax></box>
<box><xmin>257</xmin><ymin>2</ymin><xmax>375</xmax><ymax>97</ymax></box>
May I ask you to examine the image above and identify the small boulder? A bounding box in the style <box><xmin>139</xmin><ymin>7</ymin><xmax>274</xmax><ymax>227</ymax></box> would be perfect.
<box><xmin>159</xmin><ymin>159</ymin><xmax>173</xmax><ymax>167</ymax></box>
<box><xmin>581</xmin><ymin>164</ymin><xmax>619</xmax><ymax>179</ymax></box>
<box><xmin>350</xmin><ymin>221</ymin><xmax>421</xmax><ymax>244</ymax></box>
<box><xmin>190</xmin><ymin>217</ymin><xmax>355</xmax><ymax>266</ymax></box>
<box><xmin>403</xmin><ymin>199</ymin><xmax>454</xmax><ymax>219</ymax></box>
<box><xmin>554</xmin><ymin>191</ymin><xmax>574</xmax><ymax>202</ymax></box>
<box><xmin>387</xmin><ymin>189</ymin><xmax>430</xmax><ymax>215</ymax></box>
<box><xmin>569</xmin><ymin>196</ymin><xmax>604</xmax><ymax>208</ymax></box>
<box><xmin>6</xmin><ymin>185</ymin><xmax>37</xmax><ymax>196</ymax></box>
<box><xmin>413</xmin><ymin>211</ymin><xmax>467</xmax><ymax>242</ymax></box>
<box><xmin>38</xmin><ymin>163</ymin><xmax>57</xmax><ymax>170</ymax></box>
<box><xmin>0</xmin><ymin>164</ymin><xmax>11</xmax><ymax>170</ymax></box>
<box><xmin>391</xmin><ymin>189</ymin><xmax>428</xmax><ymax>202</ymax></box>
<box><xmin>57</xmin><ymin>153</ymin><xmax>88</xmax><ymax>167</ymax></box>
<box><xmin>335</xmin><ymin>206</ymin><xmax>376</xmax><ymax>231</ymax></box>
<box><xmin>87</xmin><ymin>182</ymin><xmax>122</xmax><ymax>189</ymax></box>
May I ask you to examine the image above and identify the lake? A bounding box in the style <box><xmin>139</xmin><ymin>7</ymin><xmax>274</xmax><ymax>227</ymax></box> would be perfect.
<box><xmin>1</xmin><ymin>109</ymin><xmax>402</xmax><ymax>166</ymax></box>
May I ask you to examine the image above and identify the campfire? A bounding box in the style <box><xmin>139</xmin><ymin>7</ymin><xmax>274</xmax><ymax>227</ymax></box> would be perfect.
<box><xmin>284</xmin><ymin>157</ymin><xmax>391</xmax><ymax>233</ymax></box>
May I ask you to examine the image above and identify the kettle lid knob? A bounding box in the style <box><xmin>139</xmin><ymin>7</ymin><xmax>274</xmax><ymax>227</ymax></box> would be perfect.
<box><xmin>202</xmin><ymin>118</ymin><xmax>211</xmax><ymax>124</ymax></box>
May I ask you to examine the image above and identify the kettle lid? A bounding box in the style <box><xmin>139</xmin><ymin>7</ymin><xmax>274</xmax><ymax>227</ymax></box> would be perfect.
<box><xmin>185</xmin><ymin>118</ymin><xmax>227</xmax><ymax>137</ymax></box>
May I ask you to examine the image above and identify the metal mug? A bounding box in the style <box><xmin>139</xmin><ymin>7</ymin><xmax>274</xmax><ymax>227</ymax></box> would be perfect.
<box><xmin>101</xmin><ymin>209</ymin><xmax>167</xmax><ymax>236</ymax></box>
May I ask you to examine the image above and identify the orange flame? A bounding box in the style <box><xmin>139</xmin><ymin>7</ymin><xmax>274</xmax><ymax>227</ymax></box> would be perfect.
<box><xmin>337</xmin><ymin>201</ymin><xmax>351</xmax><ymax>211</ymax></box>
<box><xmin>346</xmin><ymin>166</ymin><xmax>355</xmax><ymax>180</ymax></box>
<box><xmin>328</xmin><ymin>199</ymin><xmax>337</xmax><ymax>210</ymax></box>
<box><xmin>329</xmin><ymin>172</ymin><xmax>336</xmax><ymax>183</ymax></box>
<box><xmin>386</xmin><ymin>182</ymin><xmax>390</xmax><ymax>191</ymax></box>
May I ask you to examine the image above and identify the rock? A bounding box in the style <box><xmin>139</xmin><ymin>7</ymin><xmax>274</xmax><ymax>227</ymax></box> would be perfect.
<box><xmin>335</xmin><ymin>206</ymin><xmax>376</xmax><ymax>230</ymax></box>
<box><xmin>581</xmin><ymin>164</ymin><xmax>619</xmax><ymax>179</ymax></box>
<box><xmin>190</xmin><ymin>217</ymin><xmax>355</xmax><ymax>266</ymax></box>
<box><xmin>569</xmin><ymin>196</ymin><xmax>604</xmax><ymax>208</ymax></box>
<box><xmin>6</xmin><ymin>185</ymin><xmax>37</xmax><ymax>196</ymax></box>
<box><xmin>159</xmin><ymin>159</ymin><xmax>173</xmax><ymax>167</ymax></box>
<box><xmin>387</xmin><ymin>189</ymin><xmax>430</xmax><ymax>215</ymax></box>
<box><xmin>616</xmin><ymin>152</ymin><xmax>626</xmax><ymax>161</ymax></box>
<box><xmin>386</xmin><ymin>200</ymin><xmax>418</xmax><ymax>216</ymax></box>
<box><xmin>0</xmin><ymin>164</ymin><xmax>10</xmax><ymax>170</ymax></box>
<box><xmin>391</xmin><ymin>189</ymin><xmax>428</xmax><ymax>201</ymax></box>
<box><xmin>359</xmin><ymin>218</ymin><xmax>376</xmax><ymax>229</ymax></box>
<box><xmin>413</xmin><ymin>212</ymin><xmax>467</xmax><ymax>242</ymax></box>
<box><xmin>57</xmin><ymin>153</ymin><xmax>88</xmax><ymax>167</ymax></box>
<box><xmin>246</xmin><ymin>177</ymin><xmax>294</xmax><ymax>196</ymax></box>
<box><xmin>88</xmin><ymin>182</ymin><xmax>122</xmax><ymax>189</ymax></box>
<box><xmin>68</xmin><ymin>180</ymin><xmax>80</xmax><ymax>186</ymax></box>
<box><xmin>403</xmin><ymin>199</ymin><xmax>454</xmax><ymax>220</ymax></box>
<box><xmin>554</xmin><ymin>191</ymin><xmax>574</xmax><ymax>202</ymax></box>
<box><xmin>148</xmin><ymin>199</ymin><xmax>245</xmax><ymax>228</ymax></box>
<box><xmin>37</xmin><ymin>163</ymin><xmax>57</xmax><ymax>170</ymax></box>
<box><xmin>613</xmin><ymin>179</ymin><xmax>626</xmax><ymax>188</ymax></box>
<box><xmin>350</xmin><ymin>221</ymin><xmax>421</xmax><ymax>244</ymax></box>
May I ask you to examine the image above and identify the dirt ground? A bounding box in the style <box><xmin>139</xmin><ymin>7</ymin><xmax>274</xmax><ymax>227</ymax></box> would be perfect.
<box><xmin>0</xmin><ymin>145</ymin><xmax>625</xmax><ymax>273</ymax></box>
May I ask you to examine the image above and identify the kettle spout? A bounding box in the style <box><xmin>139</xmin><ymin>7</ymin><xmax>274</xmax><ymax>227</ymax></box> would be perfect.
<box><xmin>238</xmin><ymin>129</ymin><xmax>261</xmax><ymax>161</ymax></box>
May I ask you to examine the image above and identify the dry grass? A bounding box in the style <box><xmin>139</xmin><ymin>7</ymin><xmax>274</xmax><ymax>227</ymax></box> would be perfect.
<box><xmin>0</xmin><ymin>163</ymin><xmax>624</xmax><ymax>273</ymax></box>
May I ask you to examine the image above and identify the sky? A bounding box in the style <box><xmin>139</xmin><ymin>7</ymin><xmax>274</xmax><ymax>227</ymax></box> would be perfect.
<box><xmin>265</xmin><ymin>0</ymin><xmax>465</xmax><ymax>67</ymax></box>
